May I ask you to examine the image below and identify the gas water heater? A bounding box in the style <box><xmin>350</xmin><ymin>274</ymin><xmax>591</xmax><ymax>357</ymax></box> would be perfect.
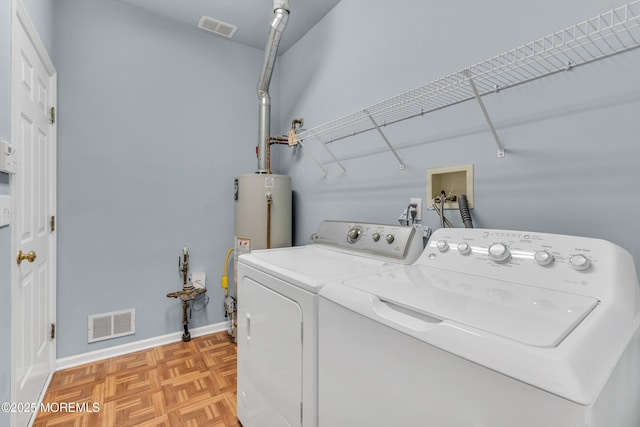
<box><xmin>234</xmin><ymin>174</ymin><xmax>292</xmax><ymax>254</ymax></box>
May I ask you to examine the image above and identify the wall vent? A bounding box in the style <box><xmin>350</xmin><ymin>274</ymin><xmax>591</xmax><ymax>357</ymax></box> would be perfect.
<box><xmin>88</xmin><ymin>308</ymin><xmax>135</xmax><ymax>343</ymax></box>
<box><xmin>198</xmin><ymin>16</ymin><xmax>238</xmax><ymax>38</ymax></box>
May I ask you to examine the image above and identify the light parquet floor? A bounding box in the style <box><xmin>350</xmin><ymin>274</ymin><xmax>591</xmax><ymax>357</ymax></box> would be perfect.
<box><xmin>34</xmin><ymin>331</ymin><xmax>240</xmax><ymax>427</ymax></box>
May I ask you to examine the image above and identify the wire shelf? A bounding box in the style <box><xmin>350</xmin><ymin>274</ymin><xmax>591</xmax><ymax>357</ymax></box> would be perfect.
<box><xmin>296</xmin><ymin>1</ymin><xmax>640</xmax><ymax>160</ymax></box>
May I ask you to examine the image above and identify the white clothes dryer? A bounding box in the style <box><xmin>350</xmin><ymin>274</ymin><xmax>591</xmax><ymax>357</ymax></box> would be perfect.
<box><xmin>236</xmin><ymin>220</ymin><xmax>424</xmax><ymax>427</ymax></box>
<box><xmin>319</xmin><ymin>227</ymin><xmax>640</xmax><ymax>427</ymax></box>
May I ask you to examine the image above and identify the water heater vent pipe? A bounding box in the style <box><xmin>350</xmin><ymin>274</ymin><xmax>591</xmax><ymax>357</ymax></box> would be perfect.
<box><xmin>257</xmin><ymin>0</ymin><xmax>290</xmax><ymax>173</ymax></box>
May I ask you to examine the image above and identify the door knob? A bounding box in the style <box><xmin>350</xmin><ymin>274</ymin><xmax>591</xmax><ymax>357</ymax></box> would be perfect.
<box><xmin>17</xmin><ymin>250</ymin><xmax>37</xmax><ymax>265</ymax></box>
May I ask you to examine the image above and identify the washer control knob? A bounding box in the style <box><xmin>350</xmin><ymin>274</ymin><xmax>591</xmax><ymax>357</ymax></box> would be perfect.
<box><xmin>346</xmin><ymin>226</ymin><xmax>362</xmax><ymax>243</ymax></box>
<box><xmin>385</xmin><ymin>234</ymin><xmax>395</xmax><ymax>244</ymax></box>
<box><xmin>488</xmin><ymin>243</ymin><xmax>511</xmax><ymax>263</ymax></box>
<box><xmin>457</xmin><ymin>242</ymin><xmax>471</xmax><ymax>255</ymax></box>
<box><xmin>569</xmin><ymin>254</ymin><xmax>591</xmax><ymax>271</ymax></box>
<box><xmin>534</xmin><ymin>250</ymin><xmax>554</xmax><ymax>266</ymax></box>
<box><xmin>372</xmin><ymin>232</ymin><xmax>381</xmax><ymax>242</ymax></box>
<box><xmin>436</xmin><ymin>240</ymin><xmax>449</xmax><ymax>252</ymax></box>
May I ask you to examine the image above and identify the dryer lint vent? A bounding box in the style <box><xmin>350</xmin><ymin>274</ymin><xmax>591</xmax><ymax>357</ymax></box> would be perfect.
<box><xmin>88</xmin><ymin>308</ymin><xmax>136</xmax><ymax>343</ymax></box>
<box><xmin>198</xmin><ymin>16</ymin><xmax>238</xmax><ymax>38</ymax></box>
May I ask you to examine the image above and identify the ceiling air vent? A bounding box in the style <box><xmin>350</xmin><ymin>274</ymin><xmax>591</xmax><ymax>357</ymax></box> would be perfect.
<box><xmin>198</xmin><ymin>16</ymin><xmax>238</xmax><ymax>38</ymax></box>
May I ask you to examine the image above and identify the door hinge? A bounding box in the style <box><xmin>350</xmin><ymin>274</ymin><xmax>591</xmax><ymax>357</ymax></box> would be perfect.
<box><xmin>50</xmin><ymin>323</ymin><xmax>56</xmax><ymax>340</ymax></box>
<box><xmin>50</xmin><ymin>215</ymin><xmax>55</xmax><ymax>232</ymax></box>
<box><xmin>49</xmin><ymin>107</ymin><xmax>55</xmax><ymax>124</ymax></box>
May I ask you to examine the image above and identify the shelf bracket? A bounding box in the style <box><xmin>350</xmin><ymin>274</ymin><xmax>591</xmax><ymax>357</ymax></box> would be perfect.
<box><xmin>312</xmin><ymin>132</ymin><xmax>347</xmax><ymax>174</ymax></box>
<box><xmin>298</xmin><ymin>140</ymin><xmax>328</xmax><ymax>177</ymax></box>
<box><xmin>464</xmin><ymin>70</ymin><xmax>505</xmax><ymax>158</ymax></box>
<box><xmin>364</xmin><ymin>109</ymin><xmax>405</xmax><ymax>169</ymax></box>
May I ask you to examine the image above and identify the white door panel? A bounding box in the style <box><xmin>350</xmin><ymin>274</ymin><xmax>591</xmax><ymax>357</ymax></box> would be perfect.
<box><xmin>11</xmin><ymin>2</ymin><xmax>57</xmax><ymax>426</ymax></box>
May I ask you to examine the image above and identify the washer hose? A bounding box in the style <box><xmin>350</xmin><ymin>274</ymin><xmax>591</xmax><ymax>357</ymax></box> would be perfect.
<box><xmin>458</xmin><ymin>194</ymin><xmax>474</xmax><ymax>228</ymax></box>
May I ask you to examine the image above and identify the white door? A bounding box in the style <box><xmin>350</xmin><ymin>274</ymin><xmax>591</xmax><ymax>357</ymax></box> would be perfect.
<box><xmin>10</xmin><ymin>2</ymin><xmax>57</xmax><ymax>426</ymax></box>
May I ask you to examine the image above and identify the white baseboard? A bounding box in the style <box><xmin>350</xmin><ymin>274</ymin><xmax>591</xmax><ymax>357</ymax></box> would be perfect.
<box><xmin>56</xmin><ymin>321</ymin><xmax>230</xmax><ymax>371</ymax></box>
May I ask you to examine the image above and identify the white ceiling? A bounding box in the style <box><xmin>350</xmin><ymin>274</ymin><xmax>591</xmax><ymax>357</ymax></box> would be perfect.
<box><xmin>113</xmin><ymin>0</ymin><xmax>342</xmax><ymax>53</ymax></box>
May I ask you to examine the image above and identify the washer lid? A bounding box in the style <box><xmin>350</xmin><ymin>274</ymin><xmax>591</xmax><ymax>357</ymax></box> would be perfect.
<box><xmin>341</xmin><ymin>266</ymin><xmax>599</xmax><ymax>347</ymax></box>
<box><xmin>239</xmin><ymin>245</ymin><xmax>394</xmax><ymax>292</ymax></box>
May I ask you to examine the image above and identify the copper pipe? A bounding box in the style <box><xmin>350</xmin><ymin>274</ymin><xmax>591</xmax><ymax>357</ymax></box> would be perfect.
<box><xmin>291</xmin><ymin>118</ymin><xmax>304</xmax><ymax>130</ymax></box>
<box><xmin>266</xmin><ymin>137</ymin><xmax>289</xmax><ymax>174</ymax></box>
<box><xmin>266</xmin><ymin>140</ymin><xmax>270</xmax><ymax>174</ymax></box>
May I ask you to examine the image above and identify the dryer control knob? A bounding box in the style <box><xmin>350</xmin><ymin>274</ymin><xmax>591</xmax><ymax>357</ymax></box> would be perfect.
<box><xmin>534</xmin><ymin>250</ymin><xmax>554</xmax><ymax>266</ymax></box>
<box><xmin>372</xmin><ymin>232</ymin><xmax>381</xmax><ymax>242</ymax></box>
<box><xmin>436</xmin><ymin>240</ymin><xmax>449</xmax><ymax>252</ymax></box>
<box><xmin>569</xmin><ymin>254</ymin><xmax>591</xmax><ymax>271</ymax></box>
<box><xmin>457</xmin><ymin>242</ymin><xmax>471</xmax><ymax>255</ymax></box>
<box><xmin>346</xmin><ymin>226</ymin><xmax>362</xmax><ymax>243</ymax></box>
<box><xmin>385</xmin><ymin>234</ymin><xmax>395</xmax><ymax>244</ymax></box>
<box><xmin>488</xmin><ymin>243</ymin><xmax>511</xmax><ymax>263</ymax></box>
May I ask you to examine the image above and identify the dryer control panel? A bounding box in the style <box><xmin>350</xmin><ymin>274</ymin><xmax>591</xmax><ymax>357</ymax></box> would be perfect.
<box><xmin>310</xmin><ymin>220</ymin><xmax>424</xmax><ymax>264</ymax></box>
<box><xmin>418</xmin><ymin>228</ymin><xmax>638</xmax><ymax>300</ymax></box>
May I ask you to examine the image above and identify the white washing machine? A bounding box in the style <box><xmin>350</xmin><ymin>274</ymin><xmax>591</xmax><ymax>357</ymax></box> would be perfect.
<box><xmin>319</xmin><ymin>227</ymin><xmax>640</xmax><ymax>427</ymax></box>
<box><xmin>236</xmin><ymin>220</ymin><xmax>424</xmax><ymax>427</ymax></box>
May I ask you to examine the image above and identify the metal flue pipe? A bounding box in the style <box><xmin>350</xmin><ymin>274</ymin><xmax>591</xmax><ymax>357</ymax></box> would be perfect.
<box><xmin>257</xmin><ymin>0</ymin><xmax>290</xmax><ymax>173</ymax></box>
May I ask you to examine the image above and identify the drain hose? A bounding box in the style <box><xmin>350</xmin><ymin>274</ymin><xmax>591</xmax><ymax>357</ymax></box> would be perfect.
<box><xmin>458</xmin><ymin>194</ymin><xmax>473</xmax><ymax>228</ymax></box>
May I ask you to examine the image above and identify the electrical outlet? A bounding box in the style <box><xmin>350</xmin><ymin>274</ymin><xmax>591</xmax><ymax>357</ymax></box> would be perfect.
<box><xmin>410</xmin><ymin>198</ymin><xmax>422</xmax><ymax>221</ymax></box>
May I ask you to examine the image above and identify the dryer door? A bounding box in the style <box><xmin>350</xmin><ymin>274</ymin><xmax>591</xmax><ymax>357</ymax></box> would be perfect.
<box><xmin>237</xmin><ymin>277</ymin><xmax>303</xmax><ymax>427</ymax></box>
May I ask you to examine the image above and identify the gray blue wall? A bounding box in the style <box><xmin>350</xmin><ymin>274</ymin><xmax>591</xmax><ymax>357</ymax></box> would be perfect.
<box><xmin>277</xmin><ymin>0</ymin><xmax>640</xmax><ymax>277</ymax></box>
<box><xmin>53</xmin><ymin>0</ymin><xmax>263</xmax><ymax>358</ymax></box>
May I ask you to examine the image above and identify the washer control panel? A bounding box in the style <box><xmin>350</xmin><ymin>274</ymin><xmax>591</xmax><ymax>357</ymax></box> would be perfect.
<box><xmin>419</xmin><ymin>228</ymin><xmax>636</xmax><ymax>297</ymax></box>
<box><xmin>310</xmin><ymin>220</ymin><xmax>424</xmax><ymax>264</ymax></box>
